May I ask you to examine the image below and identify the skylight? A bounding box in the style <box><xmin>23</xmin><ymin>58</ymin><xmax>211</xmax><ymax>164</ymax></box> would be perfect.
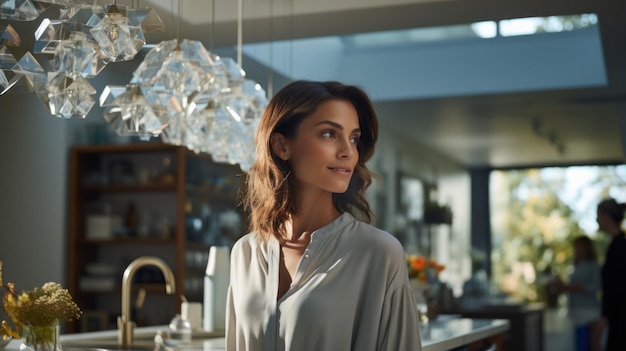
<box><xmin>347</xmin><ymin>13</ymin><xmax>598</xmax><ymax>47</ymax></box>
<box><xmin>240</xmin><ymin>12</ymin><xmax>606</xmax><ymax>101</ymax></box>
<box><xmin>498</xmin><ymin>13</ymin><xmax>598</xmax><ymax>37</ymax></box>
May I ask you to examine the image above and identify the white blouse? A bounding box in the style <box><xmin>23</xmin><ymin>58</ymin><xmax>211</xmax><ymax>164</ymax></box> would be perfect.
<box><xmin>226</xmin><ymin>212</ymin><xmax>422</xmax><ymax>351</ymax></box>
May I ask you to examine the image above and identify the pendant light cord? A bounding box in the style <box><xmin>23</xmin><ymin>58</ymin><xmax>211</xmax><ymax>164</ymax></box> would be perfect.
<box><xmin>267</xmin><ymin>0</ymin><xmax>274</xmax><ymax>98</ymax></box>
<box><xmin>177</xmin><ymin>0</ymin><xmax>182</xmax><ymax>43</ymax></box>
<box><xmin>237</xmin><ymin>0</ymin><xmax>243</xmax><ymax>67</ymax></box>
<box><xmin>209</xmin><ymin>0</ymin><xmax>215</xmax><ymax>52</ymax></box>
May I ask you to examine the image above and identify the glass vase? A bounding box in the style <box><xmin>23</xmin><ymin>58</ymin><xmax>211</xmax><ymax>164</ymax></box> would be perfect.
<box><xmin>409</xmin><ymin>278</ymin><xmax>430</xmax><ymax>325</ymax></box>
<box><xmin>409</xmin><ymin>278</ymin><xmax>429</xmax><ymax>305</ymax></box>
<box><xmin>19</xmin><ymin>320</ymin><xmax>62</xmax><ymax>351</ymax></box>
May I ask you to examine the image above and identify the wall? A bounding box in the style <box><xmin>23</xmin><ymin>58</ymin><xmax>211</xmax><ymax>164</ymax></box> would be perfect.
<box><xmin>0</xmin><ymin>90</ymin><xmax>69</xmax><ymax>290</ymax></box>
<box><xmin>368</xmin><ymin>129</ymin><xmax>472</xmax><ymax>293</ymax></box>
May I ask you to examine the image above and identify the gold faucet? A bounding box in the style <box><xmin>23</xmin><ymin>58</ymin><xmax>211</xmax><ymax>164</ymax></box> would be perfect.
<box><xmin>118</xmin><ymin>256</ymin><xmax>176</xmax><ymax>347</ymax></box>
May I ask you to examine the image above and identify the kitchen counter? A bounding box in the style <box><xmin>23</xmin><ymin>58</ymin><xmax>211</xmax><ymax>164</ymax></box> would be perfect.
<box><xmin>2</xmin><ymin>315</ymin><xmax>508</xmax><ymax>351</ymax></box>
<box><xmin>444</xmin><ymin>301</ymin><xmax>544</xmax><ymax>351</ymax></box>
<box><xmin>421</xmin><ymin>315</ymin><xmax>509</xmax><ymax>351</ymax></box>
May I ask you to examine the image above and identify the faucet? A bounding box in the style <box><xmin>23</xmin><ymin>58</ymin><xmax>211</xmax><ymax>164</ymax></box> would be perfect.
<box><xmin>118</xmin><ymin>256</ymin><xmax>176</xmax><ymax>347</ymax></box>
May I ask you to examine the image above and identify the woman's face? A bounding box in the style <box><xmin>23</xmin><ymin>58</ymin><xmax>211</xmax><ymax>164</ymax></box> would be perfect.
<box><xmin>284</xmin><ymin>99</ymin><xmax>361</xmax><ymax>196</ymax></box>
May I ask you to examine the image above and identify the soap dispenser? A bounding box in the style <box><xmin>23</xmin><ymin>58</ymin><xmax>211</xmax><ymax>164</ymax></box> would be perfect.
<box><xmin>203</xmin><ymin>246</ymin><xmax>230</xmax><ymax>331</ymax></box>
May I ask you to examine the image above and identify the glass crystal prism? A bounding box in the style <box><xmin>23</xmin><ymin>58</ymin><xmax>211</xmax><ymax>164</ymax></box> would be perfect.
<box><xmin>34</xmin><ymin>18</ymin><xmax>63</xmax><ymax>54</ymax></box>
<box><xmin>0</xmin><ymin>0</ymin><xmax>41</xmax><ymax>20</ymax></box>
<box><xmin>207</xmin><ymin>78</ymin><xmax>266</xmax><ymax>170</ymax></box>
<box><xmin>89</xmin><ymin>7</ymin><xmax>145</xmax><ymax>62</ymax></box>
<box><xmin>11</xmin><ymin>51</ymin><xmax>47</xmax><ymax>92</ymax></box>
<box><xmin>52</xmin><ymin>31</ymin><xmax>106</xmax><ymax>77</ymax></box>
<box><xmin>204</xmin><ymin>104</ymin><xmax>248</xmax><ymax>166</ymax></box>
<box><xmin>1</xmin><ymin>24</ymin><xmax>20</xmax><ymax>46</ymax></box>
<box><xmin>131</xmin><ymin>39</ymin><xmax>177</xmax><ymax>83</ymax></box>
<box><xmin>37</xmin><ymin>71</ymin><xmax>96</xmax><ymax>118</ymax></box>
<box><xmin>0</xmin><ymin>69</ymin><xmax>26</xmax><ymax>94</ymax></box>
<box><xmin>220</xmin><ymin>57</ymin><xmax>246</xmax><ymax>86</ymax></box>
<box><xmin>177</xmin><ymin>95</ymin><xmax>217</xmax><ymax>153</ymax></box>
<box><xmin>0</xmin><ymin>45</ymin><xmax>19</xmax><ymax>94</ymax></box>
<box><xmin>160</xmin><ymin>112</ymin><xmax>196</xmax><ymax>148</ymax></box>
<box><xmin>100</xmin><ymin>84</ymin><xmax>168</xmax><ymax>140</ymax></box>
<box><xmin>151</xmin><ymin>50</ymin><xmax>214</xmax><ymax>98</ymax></box>
<box><xmin>127</xmin><ymin>7</ymin><xmax>165</xmax><ymax>33</ymax></box>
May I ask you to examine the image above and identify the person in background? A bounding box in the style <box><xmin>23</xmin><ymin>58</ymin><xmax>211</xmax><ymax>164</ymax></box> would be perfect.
<box><xmin>596</xmin><ymin>198</ymin><xmax>626</xmax><ymax>351</ymax></box>
<box><xmin>555</xmin><ymin>235</ymin><xmax>602</xmax><ymax>351</ymax></box>
<box><xmin>226</xmin><ymin>80</ymin><xmax>421</xmax><ymax>350</ymax></box>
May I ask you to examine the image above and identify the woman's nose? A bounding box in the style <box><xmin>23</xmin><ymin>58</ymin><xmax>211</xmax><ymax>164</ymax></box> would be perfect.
<box><xmin>337</xmin><ymin>138</ymin><xmax>356</xmax><ymax>158</ymax></box>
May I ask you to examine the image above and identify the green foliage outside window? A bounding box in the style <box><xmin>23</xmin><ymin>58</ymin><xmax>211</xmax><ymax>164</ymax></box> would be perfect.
<box><xmin>490</xmin><ymin>165</ymin><xmax>625</xmax><ymax>303</ymax></box>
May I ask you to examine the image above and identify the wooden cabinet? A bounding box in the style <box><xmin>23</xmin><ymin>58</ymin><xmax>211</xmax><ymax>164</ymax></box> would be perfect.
<box><xmin>66</xmin><ymin>143</ymin><xmax>244</xmax><ymax>332</ymax></box>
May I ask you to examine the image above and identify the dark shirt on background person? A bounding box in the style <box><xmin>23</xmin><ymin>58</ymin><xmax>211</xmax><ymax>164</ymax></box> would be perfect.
<box><xmin>601</xmin><ymin>231</ymin><xmax>626</xmax><ymax>351</ymax></box>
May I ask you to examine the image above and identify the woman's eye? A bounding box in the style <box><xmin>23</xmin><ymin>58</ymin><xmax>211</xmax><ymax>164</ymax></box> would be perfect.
<box><xmin>350</xmin><ymin>136</ymin><xmax>361</xmax><ymax>144</ymax></box>
<box><xmin>321</xmin><ymin>130</ymin><xmax>334</xmax><ymax>138</ymax></box>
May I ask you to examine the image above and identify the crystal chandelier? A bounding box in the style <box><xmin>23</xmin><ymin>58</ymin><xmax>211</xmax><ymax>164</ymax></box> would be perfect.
<box><xmin>101</xmin><ymin>39</ymin><xmax>268</xmax><ymax>171</ymax></box>
<box><xmin>0</xmin><ymin>0</ymin><xmax>164</xmax><ymax>119</ymax></box>
<box><xmin>0</xmin><ymin>23</ymin><xmax>20</xmax><ymax>94</ymax></box>
<box><xmin>100</xmin><ymin>0</ymin><xmax>268</xmax><ymax>171</ymax></box>
<box><xmin>3</xmin><ymin>0</ymin><xmax>267</xmax><ymax>171</ymax></box>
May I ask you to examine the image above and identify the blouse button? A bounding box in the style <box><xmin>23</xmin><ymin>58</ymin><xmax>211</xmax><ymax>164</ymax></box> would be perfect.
<box><xmin>304</xmin><ymin>254</ymin><xmax>310</xmax><ymax>259</ymax></box>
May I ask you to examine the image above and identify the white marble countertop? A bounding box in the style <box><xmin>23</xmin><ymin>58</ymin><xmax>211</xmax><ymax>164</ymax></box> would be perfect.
<box><xmin>2</xmin><ymin>315</ymin><xmax>508</xmax><ymax>351</ymax></box>
<box><xmin>421</xmin><ymin>315</ymin><xmax>509</xmax><ymax>351</ymax></box>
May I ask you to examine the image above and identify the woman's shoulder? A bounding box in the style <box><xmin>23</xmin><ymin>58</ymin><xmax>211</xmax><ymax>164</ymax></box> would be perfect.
<box><xmin>346</xmin><ymin>217</ymin><xmax>404</xmax><ymax>256</ymax></box>
<box><xmin>231</xmin><ymin>232</ymin><xmax>266</xmax><ymax>255</ymax></box>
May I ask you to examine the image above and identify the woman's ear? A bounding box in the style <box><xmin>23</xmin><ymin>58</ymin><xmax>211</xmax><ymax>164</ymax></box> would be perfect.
<box><xmin>270</xmin><ymin>133</ymin><xmax>290</xmax><ymax>161</ymax></box>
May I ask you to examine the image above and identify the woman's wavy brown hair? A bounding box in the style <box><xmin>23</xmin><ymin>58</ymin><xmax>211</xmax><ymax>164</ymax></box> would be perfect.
<box><xmin>241</xmin><ymin>80</ymin><xmax>379</xmax><ymax>242</ymax></box>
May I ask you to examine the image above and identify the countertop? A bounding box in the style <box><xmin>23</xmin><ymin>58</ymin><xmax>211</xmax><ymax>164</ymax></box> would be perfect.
<box><xmin>2</xmin><ymin>315</ymin><xmax>508</xmax><ymax>351</ymax></box>
<box><xmin>421</xmin><ymin>315</ymin><xmax>509</xmax><ymax>351</ymax></box>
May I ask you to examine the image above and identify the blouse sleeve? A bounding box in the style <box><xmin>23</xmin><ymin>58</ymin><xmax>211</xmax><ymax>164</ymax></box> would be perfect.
<box><xmin>377</xmin><ymin>281</ymin><xmax>422</xmax><ymax>351</ymax></box>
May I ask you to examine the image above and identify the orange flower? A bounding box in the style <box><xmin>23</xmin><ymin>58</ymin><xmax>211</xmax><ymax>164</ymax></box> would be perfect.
<box><xmin>410</xmin><ymin>256</ymin><xmax>427</xmax><ymax>271</ymax></box>
<box><xmin>429</xmin><ymin>258</ymin><xmax>438</xmax><ymax>268</ymax></box>
<box><xmin>406</xmin><ymin>255</ymin><xmax>445</xmax><ymax>281</ymax></box>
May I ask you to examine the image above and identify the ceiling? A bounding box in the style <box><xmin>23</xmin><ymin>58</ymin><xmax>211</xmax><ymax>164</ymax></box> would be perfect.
<box><xmin>18</xmin><ymin>0</ymin><xmax>626</xmax><ymax>169</ymax></box>
<box><xmin>138</xmin><ymin>0</ymin><xmax>626</xmax><ymax>169</ymax></box>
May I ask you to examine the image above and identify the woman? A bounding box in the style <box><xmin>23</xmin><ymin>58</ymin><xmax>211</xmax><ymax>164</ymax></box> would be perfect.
<box><xmin>597</xmin><ymin>198</ymin><xmax>626</xmax><ymax>351</ymax></box>
<box><xmin>226</xmin><ymin>80</ymin><xmax>421</xmax><ymax>350</ymax></box>
<box><xmin>555</xmin><ymin>235</ymin><xmax>602</xmax><ymax>351</ymax></box>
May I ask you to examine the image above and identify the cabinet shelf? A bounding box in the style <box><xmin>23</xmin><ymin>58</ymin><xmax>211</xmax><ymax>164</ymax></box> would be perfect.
<box><xmin>79</xmin><ymin>238</ymin><xmax>177</xmax><ymax>246</ymax></box>
<box><xmin>81</xmin><ymin>184</ymin><xmax>178</xmax><ymax>192</ymax></box>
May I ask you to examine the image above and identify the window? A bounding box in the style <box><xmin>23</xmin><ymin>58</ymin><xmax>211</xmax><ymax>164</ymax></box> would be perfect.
<box><xmin>489</xmin><ymin>165</ymin><xmax>626</xmax><ymax>302</ymax></box>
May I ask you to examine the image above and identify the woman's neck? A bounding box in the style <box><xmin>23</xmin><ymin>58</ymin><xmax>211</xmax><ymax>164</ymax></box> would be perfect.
<box><xmin>283</xmin><ymin>200</ymin><xmax>341</xmax><ymax>242</ymax></box>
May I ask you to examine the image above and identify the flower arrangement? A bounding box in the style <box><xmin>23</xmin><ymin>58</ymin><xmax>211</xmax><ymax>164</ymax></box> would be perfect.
<box><xmin>406</xmin><ymin>254</ymin><xmax>445</xmax><ymax>283</ymax></box>
<box><xmin>0</xmin><ymin>261</ymin><xmax>82</xmax><ymax>345</ymax></box>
